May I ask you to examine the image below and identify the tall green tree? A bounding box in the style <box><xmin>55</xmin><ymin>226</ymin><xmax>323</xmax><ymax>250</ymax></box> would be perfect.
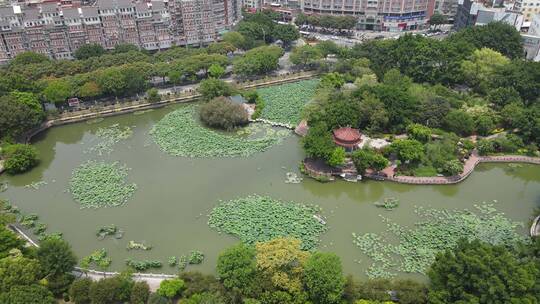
<box><xmin>96</xmin><ymin>68</ymin><xmax>127</xmax><ymax>96</ymax></box>
<box><xmin>448</xmin><ymin>22</ymin><xmax>523</xmax><ymax>59</ymax></box>
<box><xmin>429</xmin><ymin>13</ymin><xmax>447</xmax><ymax>29</ymax></box>
<box><xmin>290</xmin><ymin>45</ymin><xmax>323</xmax><ymax>67</ymax></box>
<box><xmin>233</xmin><ymin>46</ymin><xmax>284</xmax><ymax>77</ymax></box>
<box><xmin>69</xmin><ymin>278</ymin><xmax>92</xmax><ymax>304</ymax></box>
<box><xmin>217</xmin><ymin>243</ymin><xmax>258</xmax><ymax>297</ymax></box>
<box><xmin>112</xmin><ymin>43</ymin><xmax>140</xmax><ymax>54</ymax></box>
<box><xmin>272</xmin><ymin>24</ymin><xmax>300</xmax><ymax>45</ymax></box>
<box><xmin>0</xmin><ymin>96</ymin><xmax>44</xmax><ymax>139</ymax></box>
<box><xmin>302</xmin><ymin>122</ymin><xmax>335</xmax><ymax>161</ymax></box>
<box><xmin>197</xmin><ymin>79</ymin><xmax>236</xmax><ymax>101</ymax></box>
<box><xmin>461</xmin><ymin>48</ymin><xmax>510</xmax><ymax>92</ymax></box>
<box><xmin>490</xmin><ymin>60</ymin><xmax>540</xmax><ymax>104</ymax></box>
<box><xmin>222</xmin><ymin>31</ymin><xmax>247</xmax><ymax>50</ymax></box>
<box><xmin>304</xmin><ymin>252</ymin><xmax>345</xmax><ymax>304</ymax></box>
<box><xmin>428</xmin><ymin>239</ymin><xmax>539</xmax><ymax>304</ymax></box>
<box><xmin>443</xmin><ymin>110</ymin><xmax>475</xmax><ymax>136</ymax></box>
<box><xmin>389</xmin><ymin>139</ymin><xmax>425</xmax><ymax>163</ymax></box>
<box><xmin>37</xmin><ymin>238</ymin><xmax>77</xmax><ymax>278</ymax></box>
<box><xmin>2</xmin><ymin>144</ymin><xmax>39</xmax><ymax>175</ymax></box>
<box><xmin>130</xmin><ymin>281</ymin><xmax>150</xmax><ymax>304</ymax></box>
<box><xmin>351</xmin><ymin>148</ymin><xmax>389</xmax><ymax>173</ymax></box>
<box><xmin>42</xmin><ymin>78</ymin><xmax>72</xmax><ymax>105</ymax></box>
<box><xmin>0</xmin><ymin>227</ymin><xmax>25</xmax><ymax>259</ymax></box>
<box><xmin>208</xmin><ymin>64</ymin><xmax>226</xmax><ymax>79</ymax></box>
<box><xmin>74</xmin><ymin>44</ymin><xmax>106</xmax><ymax>60</ymax></box>
<box><xmin>157</xmin><ymin>278</ymin><xmax>185</xmax><ymax>299</ymax></box>
<box><xmin>0</xmin><ymin>284</ymin><xmax>55</xmax><ymax>304</ymax></box>
<box><xmin>0</xmin><ymin>256</ymin><xmax>42</xmax><ymax>293</ymax></box>
<box><xmin>10</xmin><ymin>51</ymin><xmax>50</xmax><ymax>66</ymax></box>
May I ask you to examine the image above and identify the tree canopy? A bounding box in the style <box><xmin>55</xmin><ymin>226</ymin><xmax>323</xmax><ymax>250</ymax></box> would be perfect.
<box><xmin>428</xmin><ymin>239</ymin><xmax>539</xmax><ymax>304</ymax></box>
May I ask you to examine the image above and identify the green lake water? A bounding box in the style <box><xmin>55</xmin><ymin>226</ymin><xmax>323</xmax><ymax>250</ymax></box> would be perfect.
<box><xmin>1</xmin><ymin>103</ymin><xmax>539</xmax><ymax>279</ymax></box>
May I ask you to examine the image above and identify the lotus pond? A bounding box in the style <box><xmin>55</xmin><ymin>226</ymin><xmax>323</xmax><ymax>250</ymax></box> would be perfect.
<box><xmin>1</xmin><ymin>102</ymin><xmax>539</xmax><ymax>280</ymax></box>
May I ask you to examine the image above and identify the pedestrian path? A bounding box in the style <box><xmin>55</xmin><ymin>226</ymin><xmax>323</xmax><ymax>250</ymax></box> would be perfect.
<box><xmin>366</xmin><ymin>150</ymin><xmax>540</xmax><ymax>185</ymax></box>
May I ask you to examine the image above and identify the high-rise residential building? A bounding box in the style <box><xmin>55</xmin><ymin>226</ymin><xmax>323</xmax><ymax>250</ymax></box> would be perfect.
<box><xmin>433</xmin><ymin>0</ymin><xmax>458</xmax><ymax>19</ymax></box>
<box><xmin>514</xmin><ymin>0</ymin><xmax>540</xmax><ymax>24</ymax></box>
<box><xmin>0</xmin><ymin>0</ymin><xmax>241</xmax><ymax>63</ymax></box>
<box><xmin>301</xmin><ymin>0</ymin><xmax>433</xmax><ymax>31</ymax></box>
<box><xmin>454</xmin><ymin>0</ymin><xmax>523</xmax><ymax>30</ymax></box>
<box><xmin>523</xmin><ymin>13</ymin><xmax>540</xmax><ymax>61</ymax></box>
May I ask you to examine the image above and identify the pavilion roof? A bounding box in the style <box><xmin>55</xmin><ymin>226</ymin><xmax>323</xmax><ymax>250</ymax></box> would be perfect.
<box><xmin>333</xmin><ymin>127</ymin><xmax>361</xmax><ymax>142</ymax></box>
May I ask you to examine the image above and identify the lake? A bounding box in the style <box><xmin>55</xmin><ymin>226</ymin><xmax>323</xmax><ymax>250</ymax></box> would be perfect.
<box><xmin>1</xmin><ymin>103</ymin><xmax>539</xmax><ymax>279</ymax></box>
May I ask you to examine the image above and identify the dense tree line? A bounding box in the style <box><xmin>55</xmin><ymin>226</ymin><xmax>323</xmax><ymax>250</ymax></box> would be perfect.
<box><xmin>0</xmin><ymin>11</ymin><xmax>298</xmax><ymax>103</ymax></box>
<box><xmin>294</xmin><ymin>22</ymin><xmax>539</xmax><ymax>176</ymax></box>
<box><xmin>0</xmin><ymin>203</ymin><xmax>78</xmax><ymax>302</ymax></box>
<box><xmin>0</xmin><ymin>14</ymin><xmax>294</xmax><ymax>148</ymax></box>
<box><xmin>238</xmin><ymin>10</ymin><xmax>300</xmax><ymax>47</ymax></box>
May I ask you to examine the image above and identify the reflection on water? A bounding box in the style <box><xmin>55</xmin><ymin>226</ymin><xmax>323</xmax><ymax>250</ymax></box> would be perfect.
<box><xmin>1</xmin><ymin>103</ymin><xmax>539</xmax><ymax>279</ymax></box>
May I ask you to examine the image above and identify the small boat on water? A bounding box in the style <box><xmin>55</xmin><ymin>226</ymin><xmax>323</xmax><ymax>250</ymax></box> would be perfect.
<box><xmin>340</xmin><ymin>173</ymin><xmax>362</xmax><ymax>182</ymax></box>
<box><xmin>313</xmin><ymin>214</ymin><xmax>327</xmax><ymax>225</ymax></box>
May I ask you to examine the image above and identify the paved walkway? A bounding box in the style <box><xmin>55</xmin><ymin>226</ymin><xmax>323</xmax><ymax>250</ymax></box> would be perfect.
<box><xmin>73</xmin><ymin>268</ymin><xmax>174</xmax><ymax>292</ymax></box>
<box><xmin>366</xmin><ymin>151</ymin><xmax>540</xmax><ymax>185</ymax></box>
<box><xmin>531</xmin><ymin>215</ymin><xmax>540</xmax><ymax>237</ymax></box>
<box><xmin>9</xmin><ymin>224</ymin><xmax>174</xmax><ymax>292</ymax></box>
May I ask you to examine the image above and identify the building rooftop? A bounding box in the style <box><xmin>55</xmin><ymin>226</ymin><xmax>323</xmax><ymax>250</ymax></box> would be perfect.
<box><xmin>151</xmin><ymin>0</ymin><xmax>165</xmax><ymax>11</ymax></box>
<box><xmin>333</xmin><ymin>127</ymin><xmax>361</xmax><ymax>143</ymax></box>
<box><xmin>62</xmin><ymin>7</ymin><xmax>80</xmax><ymax>19</ymax></box>
<box><xmin>97</xmin><ymin>0</ymin><xmax>134</xmax><ymax>9</ymax></box>
<box><xmin>0</xmin><ymin>6</ymin><xmax>15</xmax><ymax>17</ymax></box>
<box><xmin>40</xmin><ymin>2</ymin><xmax>58</xmax><ymax>14</ymax></box>
<box><xmin>135</xmin><ymin>2</ymin><xmax>150</xmax><ymax>13</ymax></box>
<box><xmin>81</xmin><ymin>6</ymin><xmax>98</xmax><ymax>18</ymax></box>
<box><xmin>23</xmin><ymin>8</ymin><xmax>41</xmax><ymax>21</ymax></box>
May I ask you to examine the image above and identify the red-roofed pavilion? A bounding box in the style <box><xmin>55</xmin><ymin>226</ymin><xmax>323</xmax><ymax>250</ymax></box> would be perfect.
<box><xmin>333</xmin><ymin>127</ymin><xmax>361</xmax><ymax>151</ymax></box>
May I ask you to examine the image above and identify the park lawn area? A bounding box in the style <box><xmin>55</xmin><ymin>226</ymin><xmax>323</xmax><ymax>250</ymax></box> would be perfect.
<box><xmin>413</xmin><ymin>165</ymin><xmax>439</xmax><ymax>177</ymax></box>
<box><xmin>257</xmin><ymin>78</ymin><xmax>319</xmax><ymax>126</ymax></box>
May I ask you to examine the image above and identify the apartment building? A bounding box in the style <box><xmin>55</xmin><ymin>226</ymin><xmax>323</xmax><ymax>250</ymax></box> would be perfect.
<box><xmin>514</xmin><ymin>0</ymin><xmax>540</xmax><ymax>24</ymax></box>
<box><xmin>523</xmin><ymin>14</ymin><xmax>540</xmax><ymax>60</ymax></box>
<box><xmin>301</xmin><ymin>0</ymin><xmax>433</xmax><ymax>31</ymax></box>
<box><xmin>433</xmin><ymin>0</ymin><xmax>458</xmax><ymax>18</ymax></box>
<box><xmin>0</xmin><ymin>0</ymin><xmax>240</xmax><ymax>63</ymax></box>
<box><xmin>455</xmin><ymin>0</ymin><xmax>523</xmax><ymax>30</ymax></box>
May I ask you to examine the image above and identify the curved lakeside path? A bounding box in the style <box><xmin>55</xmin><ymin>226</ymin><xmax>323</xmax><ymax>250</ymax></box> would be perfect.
<box><xmin>365</xmin><ymin>151</ymin><xmax>540</xmax><ymax>185</ymax></box>
<box><xmin>8</xmin><ymin>224</ymin><xmax>175</xmax><ymax>291</ymax></box>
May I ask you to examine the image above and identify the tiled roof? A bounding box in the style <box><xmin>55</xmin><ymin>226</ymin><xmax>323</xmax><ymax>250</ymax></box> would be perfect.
<box><xmin>333</xmin><ymin>127</ymin><xmax>361</xmax><ymax>142</ymax></box>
